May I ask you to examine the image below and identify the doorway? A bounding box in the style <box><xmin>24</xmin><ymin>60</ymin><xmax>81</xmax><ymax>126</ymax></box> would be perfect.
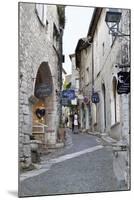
<box><xmin>102</xmin><ymin>83</ymin><xmax>106</xmax><ymax>131</ymax></box>
<box><xmin>32</xmin><ymin>62</ymin><xmax>53</xmax><ymax>146</ymax></box>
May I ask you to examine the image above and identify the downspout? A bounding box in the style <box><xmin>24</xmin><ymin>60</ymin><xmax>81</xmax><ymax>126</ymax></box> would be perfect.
<box><xmin>59</xmin><ymin>27</ymin><xmax>63</xmax><ymax>124</ymax></box>
<box><xmin>91</xmin><ymin>41</ymin><xmax>95</xmax><ymax>132</ymax></box>
<box><xmin>92</xmin><ymin>41</ymin><xmax>94</xmax><ymax>95</ymax></box>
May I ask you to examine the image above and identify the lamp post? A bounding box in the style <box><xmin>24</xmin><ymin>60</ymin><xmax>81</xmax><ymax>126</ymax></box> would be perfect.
<box><xmin>91</xmin><ymin>41</ymin><xmax>94</xmax><ymax>96</ymax></box>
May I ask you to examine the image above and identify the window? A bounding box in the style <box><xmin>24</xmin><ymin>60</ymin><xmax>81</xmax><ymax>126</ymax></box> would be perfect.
<box><xmin>53</xmin><ymin>24</ymin><xmax>60</xmax><ymax>50</ymax></box>
<box><xmin>35</xmin><ymin>4</ymin><xmax>47</xmax><ymax>26</ymax></box>
<box><xmin>102</xmin><ymin>42</ymin><xmax>105</xmax><ymax>56</ymax></box>
<box><xmin>85</xmin><ymin>67</ymin><xmax>89</xmax><ymax>85</ymax></box>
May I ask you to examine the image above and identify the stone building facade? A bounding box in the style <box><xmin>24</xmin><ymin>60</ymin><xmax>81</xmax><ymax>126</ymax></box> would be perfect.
<box><xmin>19</xmin><ymin>2</ymin><xmax>65</xmax><ymax>169</ymax></box>
<box><xmin>69</xmin><ymin>54</ymin><xmax>79</xmax><ymax>95</ymax></box>
<box><xmin>69</xmin><ymin>54</ymin><xmax>79</xmax><ymax>108</ymax></box>
<box><xmin>76</xmin><ymin>8</ymin><xmax>130</xmax><ymax>138</ymax></box>
<box><xmin>75</xmin><ymin>37</ymin><xmax>93</xmax><ymax>131</ymax></box>
<box><xmin>75</xmin><ymin>8</ymin><xmax>130</xmax><ymax>187</ymax></box>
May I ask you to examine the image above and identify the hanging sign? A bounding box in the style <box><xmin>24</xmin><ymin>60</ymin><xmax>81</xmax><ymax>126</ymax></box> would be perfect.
<box><xmin>35</xmin><ymin>83</ymin><xmax>53</xmax><ymax>98</ymax></box>
<box><xmin>35</xmin><ymin>108</ymin><xmax>46</xmax><ymax>119</ymax></box>
<box><xmin>83</xmin><ymin>96</ymin><xmax>90</xmax><ymax>104</ymax></box>
<box><xmin>91</xmin><ymin>92</ymin><xmax>100</xmax><ymax>103</ymax></box>
<box><xmin>77</xmin><ymin>94</ymin><xmax>84</xmax><ymax>100</ymax></box>
<box><xmin>71</xmin><ymin>98</ymin><xmax>77</xmax><ymax>105</ymax></box>
<box><xmin>117</xmin><ymin>71</ymin><xmax>130</xmax><ymax>94</ymax></box>
<box><xmin>62</xmin><ymin>90</ymin><xmax>75</xmax><ymax>100</ymax></box>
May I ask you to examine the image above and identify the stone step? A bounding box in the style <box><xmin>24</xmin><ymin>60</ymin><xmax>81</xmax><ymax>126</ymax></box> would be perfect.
<box><xmin>88</xmin><ymin>131</ymin><xmax>101</xmax><ymax>137</ymax></box>
<box><xmin>100</xmin><ymin>135</ymin><xmax>117</xmax><ymax>147</ymax></box>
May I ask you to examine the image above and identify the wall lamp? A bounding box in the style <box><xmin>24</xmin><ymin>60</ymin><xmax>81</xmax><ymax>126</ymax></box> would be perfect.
<box><xmin>105</xmin><ymin>10</ymin><xmax>130</xmax><ymax>37</ymax></box>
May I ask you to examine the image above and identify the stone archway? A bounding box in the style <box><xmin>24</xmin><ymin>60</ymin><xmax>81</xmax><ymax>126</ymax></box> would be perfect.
<box><xmin>81</xmin><ymin>103</ymin><xmax>86</xmax><ymax>129</ymax></box>
<box><xmin>34</xmin><ymin>62</ymin><xmax>53</xmax><ymax>99</ymax></box>
<box><xmin>111</xmin><ymin>76</ymin><xmax>120</xmax><ymax>126</ymax></box>
<box><xmin>32</xmin><ymin>62</ymin><xmax>56</xmax><ymax>148</ymax></box>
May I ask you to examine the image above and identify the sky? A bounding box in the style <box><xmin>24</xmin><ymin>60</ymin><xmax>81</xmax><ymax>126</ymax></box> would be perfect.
<box><xmin>63</xmin><ymin>6</ymin><xmax>94</xmax><ymax>75</ymax></box>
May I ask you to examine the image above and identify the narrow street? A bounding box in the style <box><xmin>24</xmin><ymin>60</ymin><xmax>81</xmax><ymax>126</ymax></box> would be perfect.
<box><xmin>19</xmin><ymin>4</ymin><xmax>130</xmax><ymax>197</ymax></box>
<box><xmin>19</xmin><ymin>129</ymin><xmax>123</xmax><ymax>197</ymax></box>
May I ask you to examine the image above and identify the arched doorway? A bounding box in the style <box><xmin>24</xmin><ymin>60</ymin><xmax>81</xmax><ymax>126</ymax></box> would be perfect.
<box><xmin>80</xmin><ymin>103</ymin><xmax>84</xmax><ymax>129</ymax></box>
<box><xmin>34</xmin><ymin>62</ymin><xmax>53</xmax><ymax>99</ymax></box>
<box><xmin>85</xmin><ymin>102</ymin><xmax>91</xmax><ymax>130</ymax></box>
<box><xmin>92</xmin><ymin>103</ymin><xmax>97</xmax><ymax>132</ymax></box>
<box><xmin>32</xmin><ymin>62</ymin><xmax>54</xmax><ymax>148</ymax></box>
<box><xmin>111</xmin><ymin>77</ymin><xmax>120</xmax><ymax>126</ymax></box>
<box><xmin>102</xmin><ymin>83</ymin><xmax>106</xmax><ymax>132</ymax></box>
<box><xmin>81</xmin><ymin>103</ymin><xmax>86</xmax><ymax>129</ymax></box>
<box><xmin>113</xmin><ymin>77</ymin><xmax>117</xmax><ymax>123</ymax></box>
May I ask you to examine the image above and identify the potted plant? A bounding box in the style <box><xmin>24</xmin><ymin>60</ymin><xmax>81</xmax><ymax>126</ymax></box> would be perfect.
<box><xmin>58</xmin><ymin>122</ymin><xmax>66</xmax><ymax>143</ymax></box>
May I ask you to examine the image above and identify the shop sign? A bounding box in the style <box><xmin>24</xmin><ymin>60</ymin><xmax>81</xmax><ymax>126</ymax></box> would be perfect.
<box><xmin>62</xmin><ymin>90</ymin><xmax>75</xmax><ymax>100</ymax></box>
<box><xmin>71</xmin><ymin>98</ymin><xmax>77</xmax><ymax>105</ymax></box>
<box><xmin>91</xmin><ymin>92</ymin><xmax>100</xmax><ymax>103</ymax></box>
<box><xmin>35</xmin><ymin>83</ymin><xmax>52</xmax><ymax>98</ymax></box>
<box><xmin>117</xmin><ymin>71</ymin><xmax>130</xmax><ymax>94</ymax></box>
<box><xmin>35</xmin><ymin>108</ymin><xmax>46</xmax><ymax>119</ymax></box>
<box><xmin>77</xmin><ymin>94</ymin><xmax>84</xmax><ymax>100</ymax></box>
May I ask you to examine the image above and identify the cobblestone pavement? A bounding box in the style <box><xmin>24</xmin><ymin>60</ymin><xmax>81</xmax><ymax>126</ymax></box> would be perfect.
<box><xmin>40</xmin><ymin>129</ymin><xmax>101</xmax><ymax>161</ymax></box>
<box><xmin>19</xmin><ymin>129</ymin><xmax>125</xmax><ymax>197</ymax></box>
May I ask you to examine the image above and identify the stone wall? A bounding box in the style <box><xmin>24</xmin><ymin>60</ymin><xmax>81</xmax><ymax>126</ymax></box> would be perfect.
<box><xmin>77</xmin><ymin>8</ymin><xmax>130</xmax><ymax>188</ymax></box>
<box><xmin>19</xmin><ymin>3</ymin><xmax>62</xmax><ymax>168</ymax></box>
<box><xmin>70</xmin><ymin>54</ymin><xmax>79</xmax><ymax>90</ymax></box>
